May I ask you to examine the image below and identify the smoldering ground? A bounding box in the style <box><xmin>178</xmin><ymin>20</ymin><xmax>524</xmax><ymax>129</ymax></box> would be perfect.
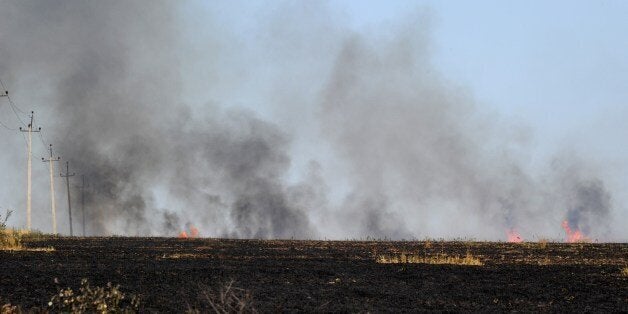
<box><xmin>0</xmin><ymin>1</ymin><xmax>622</xmax><ymax>240</ymax></box>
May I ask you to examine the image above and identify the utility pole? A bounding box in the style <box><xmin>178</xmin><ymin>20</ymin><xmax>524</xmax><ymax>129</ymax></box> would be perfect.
<box><xmin>19</xmin><ymin>111</ymin><xmax>41</xmax><ymax>231</ymax></box>
<box><xmin>60</xmin><ymin>161</ymin><xmax>75</xmax><ymax>236</ymax></box>
<box><xmin>80</xmin><ymin>175</ymin><xmax>87</xmax><ymax>237</ymax></box>
<box><xmin>42</xmin><ymin>144</ymin><xmax>60</xmax><ymax>234</ymax></box>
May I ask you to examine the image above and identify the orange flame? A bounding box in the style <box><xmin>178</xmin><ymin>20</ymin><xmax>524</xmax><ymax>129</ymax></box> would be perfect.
<box><xmin>506</xmin><ymin>229</ymin><xmax>523</xmax><ymax>243</ymax></box>
<box><xmin>178</xmin><ymin>224</ymin><xmax>199</xmax><ymax>239</ymax></box>
<box><xmin>190</xmin><ymin>225</ymin><xmax>199</xmax><ymax>237</ymax></box>
<box><xmin>561</xmin><ymin>220</ymin><xmax>588</xmax><ymax>243</ymax></box>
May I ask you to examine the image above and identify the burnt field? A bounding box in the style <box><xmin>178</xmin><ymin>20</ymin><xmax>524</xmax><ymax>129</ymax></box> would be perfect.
<box><xmin>1</xmin><ymin>237</ymin><xmax>627</xmax><ymax>312</ymax></box>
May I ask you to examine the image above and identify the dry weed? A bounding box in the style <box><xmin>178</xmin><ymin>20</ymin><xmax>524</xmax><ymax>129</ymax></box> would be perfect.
<box><xmin>187</xmin><ymin>280</ymin><xmax>257</xmax><ymax>314</ymax></box>
<box><xmin>376</xmin><ymin>251</ymin><xmax>483</xmax><ymax>266</ymax></box>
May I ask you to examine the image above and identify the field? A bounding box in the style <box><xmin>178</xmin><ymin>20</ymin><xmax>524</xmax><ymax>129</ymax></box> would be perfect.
<box><xmin>1</xmin><ymin>237</ymin><xmax>627</xmax><ymax>312</ymax></box>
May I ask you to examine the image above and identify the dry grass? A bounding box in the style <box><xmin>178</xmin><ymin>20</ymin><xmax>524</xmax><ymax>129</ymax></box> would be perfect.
<box><xmin>48</xmin><ymin>278</ymin><xmax>140</xmax><ymax>313</ymax></box>
<box><xmin>0</xmin><ymin>210</ymin><xmax>22</xmax><ymax>250</ymax></box>
<box><xmin>424</xmin><ymin>239</ymin><xmax>433</xmax><ymax>249</ymax></box>
<box><xmin>538</xmin><ymin>238</ymin><xmax>549</xmax><ymax>249</ymax></box>
<box><xmin>376</xmin><ymin>252</ymin><xmax>483</xmax><ymax>266</ymax></box>
<box><xmin>621</xmin><ymin>267</ymin><xmax>628</xmax><ymax>277</ymax></box>
<box><xmin>187</xmin><ymin>280</ymin><xmax>257</xmax><ymax>314</ymax></box>
<box><xmin>0</xmin><ymin>229</ymin><xmax>23</xmax><ymax>250</ymax></box>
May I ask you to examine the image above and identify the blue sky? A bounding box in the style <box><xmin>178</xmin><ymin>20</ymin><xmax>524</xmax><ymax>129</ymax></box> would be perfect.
<box><xmin>340</xmin><ymin>0</ymin><xmax>628</xmax><ymax>152</ymax></box>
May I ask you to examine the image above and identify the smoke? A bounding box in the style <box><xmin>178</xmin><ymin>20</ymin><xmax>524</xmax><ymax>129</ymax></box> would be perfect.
<box><xmin>0</xmin><ymin>1</ymin><xmax>622</xmax><ymax>240</ymax></box>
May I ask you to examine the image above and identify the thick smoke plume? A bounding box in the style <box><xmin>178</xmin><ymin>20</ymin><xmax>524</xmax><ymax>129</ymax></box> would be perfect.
<box><xmin>0</xmin><ymin>1</ymin><xmax>622</xmax><ymax>240</ymax></box>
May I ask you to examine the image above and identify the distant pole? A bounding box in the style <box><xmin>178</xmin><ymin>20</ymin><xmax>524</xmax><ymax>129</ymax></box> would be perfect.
<box><xmin>60</xmin><ymin>161</ymin><xmax>75</xmax><ymax>236</ymax></box>
<box><xmin>19</xmin><ymin>111</ymin><xmax>41</xmax><ymax>231</ymax></box>
<box><xmin>81</xmin><ymin>175</ymin><xmax>86</xmax><ymax>237</ymax></box>
<box><xmin>42</xmin><ymin>144</ymin><xmax>60</xmax><ymax>234</ymax></box>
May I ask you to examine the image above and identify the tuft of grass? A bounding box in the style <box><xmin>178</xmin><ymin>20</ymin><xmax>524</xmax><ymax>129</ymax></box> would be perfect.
<box><xmin>621</xmin><ymin>267</ymin><xmax>628</xmax><ymax>277</ymax></box>
<box><xmin>0</xmin><ymin>229</ymin><xmax>22</xmax><ymax>250</ymax></box>
<box><xmin>424</xmin><ymin>239</ymin><xmax>433</xmax><ymax>249</ymax></box>
<box><xmin>376</xmin><ymin>251</ymin><xmax>483</xmax><ymax>266</ymax></box>
<box><xmin>0</xmin><ymin>210</ymin><xmax>23</xmax><ymax>250</ymax></box>
<box><xmin>538</xmin><ymin>238</ymin><xmax>549</xmax><ymax>249</ymax></box>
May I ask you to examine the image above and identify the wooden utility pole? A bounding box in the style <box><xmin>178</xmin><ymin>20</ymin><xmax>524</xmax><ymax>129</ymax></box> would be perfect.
<box><xmin>60</xmin><ymin>161</ymin><xmax>75</xmax><ymax>236</ymax></box>
<box><xmin>80</xmin><ymin>175</ymin><xmax>87</xmax><ymax>237</ymax></box>
<box><xmin>19</xmin><ymin>111</ymin><xmax>41</xmax><ymax>231</ymax></box>
<box><xmin>42</xmin><ymin>144</ymin><xmax>60</xmax><ymax>234</ymax></box>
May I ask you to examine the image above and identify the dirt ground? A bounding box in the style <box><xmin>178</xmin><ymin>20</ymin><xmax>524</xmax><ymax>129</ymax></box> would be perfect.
<box><xmin>1</xmin><ymin>237</ymin><xmax>626</xmax><ymax>312</ymax></box>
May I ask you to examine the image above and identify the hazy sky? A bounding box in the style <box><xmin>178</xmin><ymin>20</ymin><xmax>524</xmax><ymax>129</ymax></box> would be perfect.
<box><xmin>1</xmin><ymin>1</ymin><xmax>626</xmax><ymax>240</ymax></box>
<box><xmin>185</xmin><ymin>0</ymin><xmax>628</xmax><ymax>199</ymax></box>
<box><xmin>209</xmin><ymin>0</ymin><xmax>628</xmax><ymax>155</ymax></box>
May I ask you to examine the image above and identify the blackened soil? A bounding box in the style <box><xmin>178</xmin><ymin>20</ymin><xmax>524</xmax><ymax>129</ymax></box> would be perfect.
<box><xmin>1</xmin><ymin>238</ymin><xmax>626</xmax><ymax>312</ymax></box>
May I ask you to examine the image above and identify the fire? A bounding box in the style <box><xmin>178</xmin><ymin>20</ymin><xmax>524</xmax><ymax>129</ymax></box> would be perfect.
<box><xmin>506</xmin><ymin>229</ymin><xmax>523</xmax><ymax>243</ymax></box>
<box><xmin>561</xmin><ymin>220</ymin><xmax>588</xmax><ymax>243</ymax></box>
<box><xmin>189</xmin><ymin>225</ymin><xmax>199</xmax><ymax>237</ymax></box>
<box><xmin>178</xmin><ymin>224</ymin><xmax>199</xmax><ymax>239</ymax></box>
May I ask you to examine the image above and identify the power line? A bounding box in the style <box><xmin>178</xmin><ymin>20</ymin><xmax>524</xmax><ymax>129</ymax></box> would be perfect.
<box><xmin>0</xmin><ymin>91</ymin><xmax>17</xmax><ymax>131</ymax></box>
<box><xmin>0</xmin><ymin>81</ymin><xmax>27</xmax><ymax>127</ymax></box>
<box><xmin>38</xmin><ymin>131</ymin><xmax>47</xmax><ymax>150</ymax></box>
<box><xmin>0</xmin><ymin>116</ymin><xmax>15</xmax><ymax>131</ymax></box>
<box><xmin>0</xmin><ymin>77</ymin><xmax>27</xmax><ymax>115</ymax></box>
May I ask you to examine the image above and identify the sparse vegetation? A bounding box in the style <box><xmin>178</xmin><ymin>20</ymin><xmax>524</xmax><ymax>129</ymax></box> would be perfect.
<box><xmin>376</xmin><ymin>251</ymin><xmax>483</xmax><ymax>266</ymax></box>
<box><xmin>538</xmin><ymin>238</ymin><xmax>549</xmax><ymax>249</ymax></box>
<box><xmin>48</xmin><ymin>278</ymin><xmax>140</xmax><ymax>313</ymax></box>
<box><xmin>424</xmin><ymin>239</ymin><xmax>433</xmax><ymax>249</ymax></box>
<box><xmin>0</xmin><ymin>209</ymin><xmax>9</xmax><ymax>229</ymax></box>
<box><xmin>187</xmin><ymin>280</ymin><xmax>257</xmax><ymax>314</ymax></box>
<box><xmin>1</xmin><ymin>279</ymin><xmax>140</xmax><ymax>313</ymax></box>
<box><xmin>0</xmin><ymin>210</ymin><xmax>22</xmax><ymax>250</ymax></box>
<box><xmin>2</xmin><ymin>238</ymin><xmax>626</xmax><ymax>311</ymax></box>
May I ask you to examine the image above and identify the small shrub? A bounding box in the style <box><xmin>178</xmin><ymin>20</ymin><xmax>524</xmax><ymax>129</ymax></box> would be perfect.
<box><xmin>48</xmin><ymin>278</ymin><xmax>140</xmax><ymax>313</ymax></box>
<box><xmin>1</xmin><ymin>303</ymin><xmax>20</xmax><ymax>314</ymax></box>
<box><xmin>187</xmin><ymin>280</ymin><xmax>256</xmax><ymax>314</ymax></box>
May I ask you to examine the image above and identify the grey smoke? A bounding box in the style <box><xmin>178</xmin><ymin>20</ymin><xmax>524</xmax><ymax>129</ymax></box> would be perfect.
<box><xmin>0</xmin><ymin>1</ymin><xmax>621</xmax><ymax>240</ymax></box>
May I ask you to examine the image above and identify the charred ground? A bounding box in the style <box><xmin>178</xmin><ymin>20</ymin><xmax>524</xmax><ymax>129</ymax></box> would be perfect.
<box><xmin>1</xmin><ymin>237</ymin><xmax>626</xmax><ymax>312</ymax></box>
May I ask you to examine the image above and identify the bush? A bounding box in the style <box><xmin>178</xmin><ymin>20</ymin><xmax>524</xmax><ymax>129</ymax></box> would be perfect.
<box><xmin>187</xmin><ymin>280</ymin><xmax>257</xmax><ymax>314</ymax></box>
<box><xmin>48</xmin><ymin>278</ymin><xmax>140</xmax><ymax>313</ymax></box>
